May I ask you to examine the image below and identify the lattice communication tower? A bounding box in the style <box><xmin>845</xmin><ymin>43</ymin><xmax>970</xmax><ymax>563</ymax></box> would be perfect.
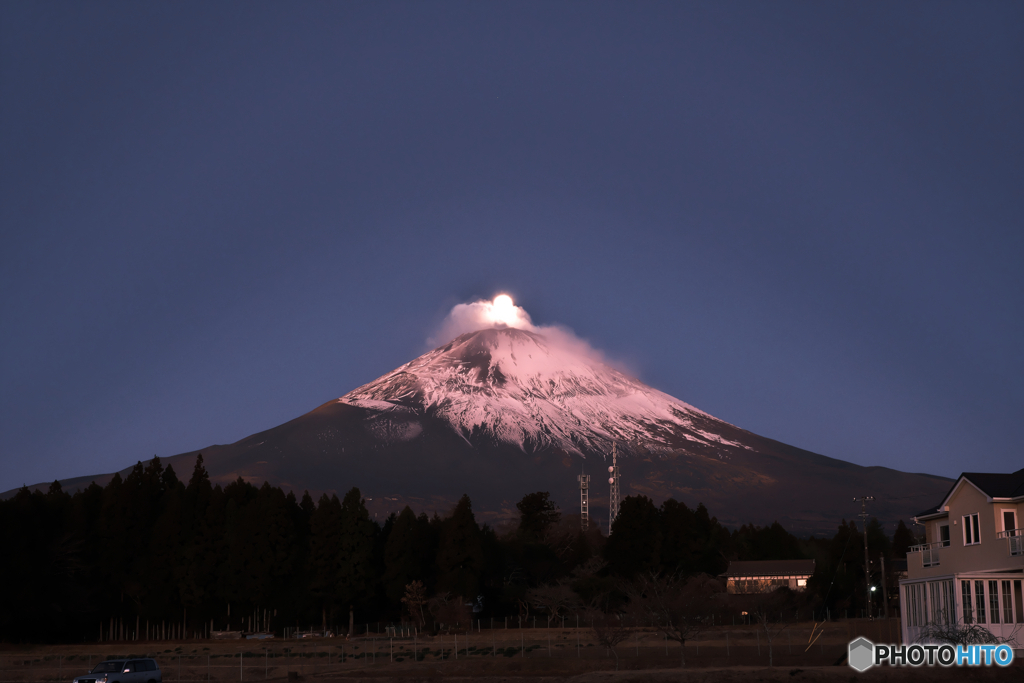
<box><xmin>608</xmin><ymin>443</ymin><xmax>621</xmax><ymax>534</ymax></box>
<box><xmin>577</xmin><ymin>469</ymin><xmax>591</xmax><ymax>531</ymax></box>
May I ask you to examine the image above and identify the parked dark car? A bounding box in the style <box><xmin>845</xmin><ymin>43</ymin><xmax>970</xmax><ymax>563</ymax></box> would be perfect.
<box><xmin>73</xmin><ymin>658</ymin><xmax>161</xmax><ymax>683</ymax></box>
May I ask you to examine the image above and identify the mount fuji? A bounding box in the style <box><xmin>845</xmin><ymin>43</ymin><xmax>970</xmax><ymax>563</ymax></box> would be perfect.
<box><xmin>17</xmin><ymin>326</ymin><xmax>950</xmax><ymax>534</ymax></box>
<box><xmin>343</xmin><ymin>327</ymin><xmax>745</xmax><ymax>458</ymax></box>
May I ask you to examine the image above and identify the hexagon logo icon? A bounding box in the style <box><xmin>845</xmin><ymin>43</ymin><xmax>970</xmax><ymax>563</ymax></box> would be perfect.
<box><xmin>848</xmin><ymin>637</ymin><xmax>875</xmax><ymax>672</ymax></box>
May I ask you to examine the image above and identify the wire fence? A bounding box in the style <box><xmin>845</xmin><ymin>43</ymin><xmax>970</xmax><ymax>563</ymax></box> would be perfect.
<box><xmin>0</xmin><ymin>622</ymin><xmax>896</xmax><ymax>682</ymax></box>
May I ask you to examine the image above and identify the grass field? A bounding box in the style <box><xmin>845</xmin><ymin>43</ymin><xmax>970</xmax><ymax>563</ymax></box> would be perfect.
<box><xmin>1</xmin><ymin>621</ymin><xmax>1018</xmax><ymax>683</ymax></box>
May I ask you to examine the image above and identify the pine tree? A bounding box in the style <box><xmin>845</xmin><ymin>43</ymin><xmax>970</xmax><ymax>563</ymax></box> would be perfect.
<box><xmin>383</xmin><ymin>507</ymin><xmax>426</xmax><ymax>604</ymax></box>
<box><xmin>659</xmin><ymin>498</ymin><xmax>695</xmax><ymax>573</ymax></box>
<box><xmin>188</xmin><ymin>454</ymin><xmax>210</xmax><ymax>490</ymax></box>
<box><xmin>604</xmin><ymin>495</ymin><xmax>661</xmax><ymax>577</ymax></box>
<box><xmin>336</xmin><ymin>488</ymin><xmax>377</xmax><ymax>614</ymax></box>
<box><xmin>147</xmin><ymin>483</ymin><xmax>185</xmax><ymax>619</ymax></box>
<box><xmin>180</xmin><ymin>484</ymin><xmax>226</xmax><ymax>618</ymax></box>
<box><xmin>516</xmin><ymin>492</ymin><xmax>560</xmax><ymax>542</ymax></box>
<box><xmin>308</xmin><ymin>494</ymin><xmax>343</xmax><ymax>613</ymax></box>
<box><xmin>436</xmin><ymin>494</ymin><xmax>484</xmax><ymax>598</ymax></box>
<box><xmin>892</xmin><ymin>520</ymin><xmax>915</xmax><ymax>558</ymax></box>
<box><xmin>217</xmin><ymin>478</ymin><xmax>263</xmax><ymax>612</ymax></box>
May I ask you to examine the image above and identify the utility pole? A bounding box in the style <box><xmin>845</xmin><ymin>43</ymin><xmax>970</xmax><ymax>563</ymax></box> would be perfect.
<box><xmin>855</xmin><ymin>496</ymin><xmax>875</xmax><ymax>618</ymax></box>
<box><xmin>880</xmin><ymin>555</ymin><xmax>889</xmax><ymax>619</ymax></box>
<box><xmin>608</xmin><ymin>443</ymin><xmax>621</xmax><ymax>535</ymax></box>
<box><xmin>577</xmin><ymin>468</ymin><xmax>591</xmax><ymax>531</ymax></box>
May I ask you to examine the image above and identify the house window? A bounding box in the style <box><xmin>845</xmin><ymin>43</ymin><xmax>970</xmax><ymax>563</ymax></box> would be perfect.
<box><xmin>962</xmin><ymin>580</ymin><xmax>973</xmax><ymax>623</ymax></box>
<box><xmin>963</xmin><ymin>513</ymin><xmax>981</xmax><ymax>545</ymax></box>
<box><xmin>989</xmin><ymin>581</ymin><xmax>1001</xmax><ymax>624</ymax></box>
<box><xmin>929</xmin><ymin>582</ymin><xmax>940</xmax><ymax>623</ymax></box>
<box><xmin>939</xmin><ymin>524</ymin><xmax>950</xmax><ymax>547</ymax></box>
<box><xmin>975</xmin><ymin>580</ymin><xmax>987</xmax><ymax>624</ymax></box>
<box><xmin>928</xmin><ymin>580</ymin><xmax>955</xmax><ymax>624</ymax></box>
<box><xmin>1003</xmin><ymin>509</ymin><xmax>1018</xmax><ymax>532</ymax></box>
<box><xmin>906</xmin><ymin>583</ymin><xmax>927</xmax><ymax>627</ymax></box>
<box><xmin>1002</xmin><ymin>580</ymin><xmax>1014</xmax><ymax>624</ymax></box>
<box><xmin>943</xmin><ymin>580</ymin><xmax>956</xmax><ymax>625</ymax></box>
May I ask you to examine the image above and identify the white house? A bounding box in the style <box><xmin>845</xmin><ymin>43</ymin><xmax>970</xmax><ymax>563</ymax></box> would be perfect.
<box><xmin>900</xmin><ymin>467</ymin><xmax>1023</xmax><ymax>646</ymax></box>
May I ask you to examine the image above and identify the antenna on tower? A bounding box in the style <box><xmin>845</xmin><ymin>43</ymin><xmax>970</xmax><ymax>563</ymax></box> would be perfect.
<box><xmin>608</xmin><ymin>443</ymin><xmax>621</xmax><ymax>534</ymax></box>
<box><xmin>577</xmin><ymin>466</ymin><xmax>590</xmax><ymax>531</ymax></box>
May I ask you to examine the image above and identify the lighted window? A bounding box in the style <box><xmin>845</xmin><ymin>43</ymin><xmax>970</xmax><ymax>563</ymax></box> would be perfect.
<box><xmin>797</xmin><ymin>579</ymin><xmax>807</xmax><ymax>587</ymax></box>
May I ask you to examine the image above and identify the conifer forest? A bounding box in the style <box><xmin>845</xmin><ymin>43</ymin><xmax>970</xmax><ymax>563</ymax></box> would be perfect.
<box><xmin>0</xmin><ymin>455</ymin><xmax>917</xmax><ymax>643</ymax></box>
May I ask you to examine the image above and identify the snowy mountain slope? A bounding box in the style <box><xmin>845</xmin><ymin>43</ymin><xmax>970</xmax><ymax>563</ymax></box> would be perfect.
<box><xmin>340</xmin><ymin>328</ymin><xmax>747</xmax><ymax>457</ymax></box>
<box><xmin>11</xmin><ymin>327</ymin><xmax>953</xmax><ymax>534</ymax></box>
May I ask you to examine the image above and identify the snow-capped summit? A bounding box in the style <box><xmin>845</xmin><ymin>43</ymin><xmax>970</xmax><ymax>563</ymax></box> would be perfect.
<box><xmin>14</xmin><ymin>321</ymin><xmax>953</xmax><ymax>535</ymax></box>
<box><xmin>340</xmin><ymin>327</ymin><xmax>743</xmax><ymax>457</ymax></box>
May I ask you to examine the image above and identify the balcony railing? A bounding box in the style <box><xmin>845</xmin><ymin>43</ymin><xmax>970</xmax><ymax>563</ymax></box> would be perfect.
<box><xmin>997</xmin><ymin>528</ymin><xmax>1023</xmax><ymax>556</ymax></box>
<box><xmin>908</xmin><ymin>541</ymin><xmax>943</xmax><ymax>567</ymax></box>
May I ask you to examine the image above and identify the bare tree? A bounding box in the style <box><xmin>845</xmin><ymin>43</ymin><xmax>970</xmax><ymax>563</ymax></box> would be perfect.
<box><xmin>585</xmin><ymin>608</ymin><xmax>632</xmax><ymax>670</ymax></box>
<box><xmin>626</xmin><ymin>573</ymin><xmax>724</xmax><ymax>667</ymax></box>
<box><xmin>527</xmin><ymin>580</ymin><xmax>580</xmax><ymax>626</ymax></box>
<box><xmin>427</xmin><ymin>592</ymin><xmax>471</xmax><ymax>631</ymax></box>
<box><xmin>744</xmin><ymin>588</ymin><xmax>797</xmax><ymax>667</ymax></box>
<box><xmin>918</xmin><ymin>619</ymin><xmax>1021</xmax><ymax>647</ymax></box>
<box><xmin>401</xmin><ymin>580</ymin><xmax>427</xmax><ymax>628</ymax></box>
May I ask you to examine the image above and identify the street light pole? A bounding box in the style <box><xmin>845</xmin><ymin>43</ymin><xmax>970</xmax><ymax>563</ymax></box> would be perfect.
<box><xmin>855</xmin><ymin>496</ymin><xmax>875</xmax><ymax>618</ymax></box>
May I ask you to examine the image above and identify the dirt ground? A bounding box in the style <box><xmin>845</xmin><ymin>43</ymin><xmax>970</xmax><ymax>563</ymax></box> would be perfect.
<box><xmin>1</xmin><ymin>624</ymin><xmax>1019</xmax><ymax>683</ymax></box>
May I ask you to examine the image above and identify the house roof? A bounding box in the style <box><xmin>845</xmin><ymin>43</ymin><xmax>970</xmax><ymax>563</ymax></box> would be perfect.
<box><xmin>962</xmin><ymin>468</ymin><xmax>1024</xmax><ymax>499</ymax></box>
<box><xmin>721</xmin><ymin>559</ymin><xmax>815</xmax><ymax>578</ymax></box>
<box><xmin>914</xmin><ymin>504</ymin><xmax>946</xmax><ymax>520</ymax></box>
<box><xmin>913</xmin><ymin>467</ymin><xmax>1024</xmax><ymax>522</ymax></box>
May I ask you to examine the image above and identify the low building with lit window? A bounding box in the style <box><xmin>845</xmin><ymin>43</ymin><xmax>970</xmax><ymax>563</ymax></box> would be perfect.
<box><xmin>901</xmin><ymin>467</ymin><xmax>1023</xmax><ymax>646</ymax></box>
<box><xmin>720</xmin><ymin>559</ymin><xmax>815</xmax><ymax>594</ymax></box>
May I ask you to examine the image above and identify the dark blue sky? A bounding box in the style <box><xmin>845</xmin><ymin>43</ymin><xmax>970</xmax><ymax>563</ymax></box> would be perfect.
<box><xmin>2</xmin><ymin>2</ymin><xmax>1021</xmax><ymax>493</ymax></box>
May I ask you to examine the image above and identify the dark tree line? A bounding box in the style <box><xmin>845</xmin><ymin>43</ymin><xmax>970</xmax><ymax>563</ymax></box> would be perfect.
<box><xmin>0</xmin><ymin>456</ymin><xmax>915</xmax><ymax>642</ymax></box>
